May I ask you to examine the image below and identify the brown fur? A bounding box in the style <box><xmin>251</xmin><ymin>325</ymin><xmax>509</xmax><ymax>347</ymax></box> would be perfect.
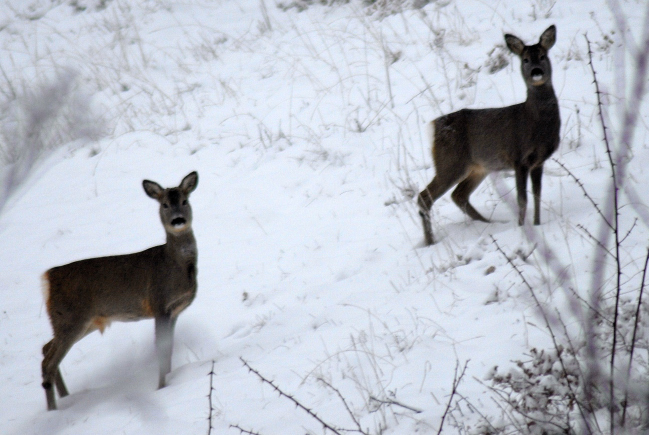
<box><xmin>417</xmin><ymin>26</ymin><xmax>560</xmax><ymax>245</ymax></box>
<box><xmin>41</xmin><ymin>172</ymin><xmax>199</xmax><ymax>411</ymax></box>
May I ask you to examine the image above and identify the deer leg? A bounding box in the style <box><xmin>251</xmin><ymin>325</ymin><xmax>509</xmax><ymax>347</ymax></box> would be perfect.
<box><xmin>418</xmin><ymin>173</ymin><xmax>464</xmax><ymax>245</ymax></box>
<box><xmin>530</xmin><ymin>165</ymin><xmax>543</xmax><ymax>225</ymax></box>
<box><xmin>155</xmin><ymin>314</ymin><xmax>175</xmax><ymax>389</ymax></box>
<box><xmin>43</xmin><ymin>341</ymin><xmax>69</xmax><ymax>398</ymax></box>
<box><xmin>515</xmin><ymin>165</ymin><xmax>531</xmax><ymax>225</ymax></box>
<box><xmin>55</xmin><ymin>370</ymin><xmax>69</xmax><ymax>397</ymax></box>
<box><xmin>42</xmin><ymin>324</ymin><xmax>86</xmax><ymax>410</ymax></box>
<box><xmin>417</xmin><ymin>179</ymin><xmax>437</xmax><ymax>246</ymax></box>
<box><xmin>451</xmin><ymin>168</ymin><xmax>489</xmax><ymax>222</ymax></box>
<box><xmin>41</xmin><ymin>341</ymin><xmax>57</xmax><ymax>411</ymax></box>
<box><xmin>417</xmin><ymin>208</ymin><xmax>434</xmax><ymax>247</ymax></box>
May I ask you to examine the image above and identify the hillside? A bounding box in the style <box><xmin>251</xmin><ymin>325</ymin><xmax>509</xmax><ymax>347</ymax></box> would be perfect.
<box><xmin>1</xmin><ymin>0</ymin><xmax>648</xmax><ymax>433</ymax></box>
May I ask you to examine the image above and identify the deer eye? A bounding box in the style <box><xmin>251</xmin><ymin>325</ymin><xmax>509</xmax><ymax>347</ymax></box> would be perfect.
<box><xmin>182</xmin><ymin>200</ymin><xmax>187</xmax><ymax>205</ymax></box>
<box><xmin>163</xmin><ymin>203</ymin><xmax>169</xmax><ymax>208</ymax></box>
<box><xmin>539</xmin><ymin>54</ymin><xmax>546</xmax><ymax>60</ymax></box>
<box><xmin>523</xmin><ymin>58</ymin><xmax>530</xmax><ymax>63</ymax></box>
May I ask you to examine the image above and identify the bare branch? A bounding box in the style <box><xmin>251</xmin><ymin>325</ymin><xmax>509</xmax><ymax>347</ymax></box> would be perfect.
<box><xmin>491</xmin><ymin>235</ymin><xmax>592</xmax><ymax>431</ymax></box>
<box><xmin>317</xmin><ymin>377</ymin><xmax>368</xmax><ymax>435</ymax></box>
<box><xmin>621</xmin><ymin>247</ymin><xmax>649</xmax><ymax>426</ymax></box>
<box><xmin>552</xmin><ymin>158</ymin><xmax>612</xmax><ymax>230</ymax></box>
<box><xmin>576</xmin><ymin>224</ymin><xmax>615</xmax><ymax>259</ymax></box>
<box><xmin>0</xmin><ymin>68</ymin><xmax>104</xmax><ymax>215</ymax></box>
<box><xmin>437</xmin><ymin>360</ymin><xmax>469</xmax><ymax>435</ymax></box>
<box><xmin>240</xmin><ymin>357</ymin><xmax>343</xmax><ymax>435</ymax></box>
<box><xmin>207</xmin><ymin>360</ymin><xmax>216</xmax><ymax>435</ymax></box>
<box><xmin>368</xmin><ymin>395</ymin><xmax>423</xmax><ymax>414</ymax></box>
<box><xmin>229</xmin><ymin>424</ymin><xmax>263</xmax><ymax>435</ymax></box>
<box><xmin>619</xmin><ymin>218</ymin><xmax>638</xmax><ymax>245</ymax></box>
<box><xmin>585</xmin><ymin>35</ymin><xmax>622</xmax><ymax>430</ymax></box>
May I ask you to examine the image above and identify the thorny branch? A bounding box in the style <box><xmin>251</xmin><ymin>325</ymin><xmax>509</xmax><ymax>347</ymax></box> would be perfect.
<box><xmin>208</xmin><ymin>360</ymin><xmax>216</xmax><ymax>435</ymax></box>
<box><xmin>317</xmin><ymin>377</ymin><xmax>368</xmax><ymax>435</ymax></box>
<box><xmin>229</xmin><ymin>424</ymin><xmax>262</xmax><ymax>435</ymax></box>
<box><xmin>240</xmin><ymin>357</ymin><xmax>343</xmax><ymax>435</ymax></box>
<box><xmin>491</xmin><ymin>235</ymin><xmax>592</xmax><ymax>432</ymax></box>
<box><xmin>585</xmin><ymin>35</ymin><xmax>621</xmax><ymax>432</ymax></box>
<box><xmin>552</xmin><ymin>158</ymin><xmax>612</xmax><ymax>230</ymax></box>
<box><xmin>621</xmin><ymin>247</ymin><xmax>649</xmax><ymax>426</ymax></box>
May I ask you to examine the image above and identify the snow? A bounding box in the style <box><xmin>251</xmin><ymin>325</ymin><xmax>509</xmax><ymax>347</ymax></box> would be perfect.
<box><xmin>0</xmin><ymin>0</ymin><xmax>647</xmax><ymax>433</ymax></box>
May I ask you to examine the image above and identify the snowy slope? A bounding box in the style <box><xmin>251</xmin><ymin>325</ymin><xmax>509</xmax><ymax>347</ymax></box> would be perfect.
<box><xmin>1</xmin><ymin>0</ymin><xmax>648</xmax><ymax>433</ymax></box>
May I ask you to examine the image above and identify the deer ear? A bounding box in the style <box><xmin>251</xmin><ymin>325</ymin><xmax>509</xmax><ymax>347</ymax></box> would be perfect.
<box><xmin>505</xmin><ymin>34</ymin><xmax>525</xmax><ymax>56</ymax></box>
<box><xmin>539</xmin><ymin>25</ymin><xmax>556</xmax><ymax>50</ymax></box>
<box><xmin>143</xmin><ymin>180</ymin><xmax>164</xmax><ymax>200</ymax></box>
<box><xmin>179</xmin><ymin>171</ymin><xmax>198</xmax><ymax>195</ymax></box>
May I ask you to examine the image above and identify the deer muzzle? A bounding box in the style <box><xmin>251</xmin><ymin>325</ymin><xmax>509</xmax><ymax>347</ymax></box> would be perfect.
<box><xmin>531</xmin><ymin>68</ymin><xmax>544</xmax><ymax>83</ymax></box>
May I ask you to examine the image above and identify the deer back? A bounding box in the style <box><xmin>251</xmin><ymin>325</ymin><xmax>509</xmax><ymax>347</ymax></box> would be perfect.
<box><xmin>433</xmin><ymin>26</ymin><xmax>560</xmax><ymax>174</ymax></box>
<box><xmin>43</xmin><ymin>172</ymin><xmax>199</xmax><ymax>334</ymax></box>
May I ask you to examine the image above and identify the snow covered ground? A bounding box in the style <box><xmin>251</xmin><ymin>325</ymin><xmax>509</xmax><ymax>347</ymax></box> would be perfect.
<box><xmin>1</xmin><ymin>0</ymin><xmax>648</xmax><ymax>433</ymax></box>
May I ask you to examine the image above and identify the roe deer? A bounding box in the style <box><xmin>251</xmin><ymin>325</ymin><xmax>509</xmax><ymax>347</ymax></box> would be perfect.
<box><xmin>41</xmin><ymin>171</ymin><xmax>199</xmax><ymax>411</ymax></box>
<box><xmin>417</xmin><ymin>25</ymin><xmax>560</xmax><ymax>245</ymax></box>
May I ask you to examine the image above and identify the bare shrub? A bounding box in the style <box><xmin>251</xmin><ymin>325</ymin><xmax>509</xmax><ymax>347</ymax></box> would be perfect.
<box><xmin>0</xmin><ymin>68</ymin><xmax>104</xmax><ymax>213</ymax></box>
<box><xmin>469</xmin><ymin>5</ymin><xmax>649</xmax><ymax>434</ymax></box>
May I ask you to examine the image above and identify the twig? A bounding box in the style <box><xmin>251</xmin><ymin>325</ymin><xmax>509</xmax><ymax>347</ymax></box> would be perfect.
<box><xmin>259</xmin><ymin>0</ymin><xmax>272</xmax><ymax>32</ymax></box>
<box><xmin>491</xmin><ymin>236</ymin><xmax>592</xmax><ymax>431</ymax></box>
<box><xmin>487</xmin><ymin>394</ymin><xmax>528</xmax><ymax>434</ymax></box>
<box><xmin>585</xmin><ymin>35</ymin><xmax>622</xmax><ymax>431</ymax></box>
<box><xmin>621</xmin><ymin>247</ymin><xmax>649</xmax><ymax>426</ymax></box>
<box><xmin>0</xmin><ymin>61</ymin><xmax>17</xmax><ymax>99</ymax></box>
<box><xmin>368</xmin><ymin>396</ymin><xmax>423</xmax><ymax>414</ymax></box>
<box><xmin>552</xmin><ymin>158</ymin><xmax>612</xmax><ymax>230</ymax></box>
<box><xmin>229</xmin><ymin>424</ymin><xmax>262</xmax><ymax>435</ymax></box>
<box><xmin>455</xmin><ymin>392</ymin><xmax>499</xmax><ymax>433</ymax></box>
<box><xmin>380</xmin><ymin>30</ymin><xmax>395</xmax><ymax>109</ymax></box>
<box><xmin>481</xmin><ymin>380</ymin><xmax>571</xmax><ymax>433</ymax></box>
<box><xmin>619</xmin><ymin>218</ymin><xmax>638</xmax><ymax>245</ymax></box>
<box><xmin>437</xmin><ymin>360</ymin><xmax>469</xmax><ymax>435</ymax></box>
<box><xmin>240</xmin><ymin>357</ymin><xmax>343</xmax><ymax>435</ymax></box>
<box><xmin>207</xmin><ymin>360</ymin><xmax>216</xmax><ymax>435</ymax></box>
<box><xmin>317</xmin><ymin>377</ymin><xmax>368</xmax><ymax>435</ymax></box>
<box><xmin>576</xmin><ymin>224</ymin><xmax>615</xmax><ymax>259</ymax></box>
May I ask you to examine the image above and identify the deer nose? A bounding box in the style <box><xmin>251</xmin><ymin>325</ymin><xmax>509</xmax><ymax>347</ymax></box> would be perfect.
<box><xmin>531</xmin><ymin>68</ymin><xmax>544</xmax><ymax>82</ymax></box>
<box><xmin>170</xmin><ymin>217</ymin><xmax>187</xmax><ymax>227</ymax></box>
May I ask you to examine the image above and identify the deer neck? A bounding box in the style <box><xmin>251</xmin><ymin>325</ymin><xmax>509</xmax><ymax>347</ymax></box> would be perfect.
<box><xmin>525</xmin><ymin>82</ymin><xmax>557</xmax><ymax>111</ymax></box>
<box><xmin>165</xmin><ymin>230</ymin><xmax>197</xmax><ymax>265</ymax></box>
